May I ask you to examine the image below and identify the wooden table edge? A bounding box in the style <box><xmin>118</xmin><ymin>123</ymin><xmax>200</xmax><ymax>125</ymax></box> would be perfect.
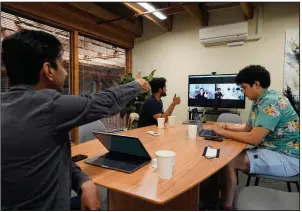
<box><xmin>89</xmin><ymin>142</ymin><xmax>246</xmax><ymax>205</ymax></box>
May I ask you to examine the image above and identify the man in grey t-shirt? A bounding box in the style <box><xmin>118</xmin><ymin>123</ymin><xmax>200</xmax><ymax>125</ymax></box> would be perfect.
<box><xmin>1</xmin><ymin>30</ymin><xmax>150</xmax><ymax>210</ymax></box>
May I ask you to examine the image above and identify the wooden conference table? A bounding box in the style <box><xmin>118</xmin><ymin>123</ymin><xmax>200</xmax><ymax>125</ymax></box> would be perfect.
<box><xmin>72</xmin><ymin>122</ymin><xmax>246</xmax><ymax>210</ymax></box>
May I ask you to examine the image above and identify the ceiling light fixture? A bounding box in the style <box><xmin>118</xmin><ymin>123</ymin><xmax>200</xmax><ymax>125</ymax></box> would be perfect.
<box><xmin>138</xmin><ymin>3</ymin><xmax>167</xmax><ymax>20</ymax></box>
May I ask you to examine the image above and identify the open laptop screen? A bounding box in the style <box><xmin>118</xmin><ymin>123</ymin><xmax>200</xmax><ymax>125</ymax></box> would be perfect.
<box><xmin>93</xmin><ymin>132</ymin><xmax>151</xmax><ymax>160</ymax></box>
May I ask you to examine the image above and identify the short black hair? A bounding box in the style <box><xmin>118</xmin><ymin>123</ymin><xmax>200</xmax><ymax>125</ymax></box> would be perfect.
<box><xmin>2</xmin><ymin>29</ymin><xmax>63</xmax><ymax>86</ymax></box>
<box><xmin>150</xmin><ymin>77</ymin><xmax>166</xmax><ymax>94</ymax></box>
<box><xmin>235</xmin><ymin>65</ymin><xmax>270</xmax><ymax>88</ymax></box>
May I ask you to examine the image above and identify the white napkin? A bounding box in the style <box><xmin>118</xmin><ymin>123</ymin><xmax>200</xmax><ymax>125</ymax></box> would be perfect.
<box><xmin>205</xmin><ymin>147</ymin><xmax>218</xmax><ymax>158</ymax></box>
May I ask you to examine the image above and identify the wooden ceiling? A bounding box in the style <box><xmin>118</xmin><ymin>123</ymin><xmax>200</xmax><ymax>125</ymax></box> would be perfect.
<box><xmin>1</xmin><ymin>2</ymin><xmax>254</xmax><ymax>48</ymax></box>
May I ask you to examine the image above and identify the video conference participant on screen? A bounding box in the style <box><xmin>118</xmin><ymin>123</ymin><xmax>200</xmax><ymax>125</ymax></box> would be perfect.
<box><xmin>195</xmin><ymin>88</ymin><xmax>208</xmax><ymax>100</ymax></box>
<box><xmin>236</xmin><ymin>87</ymin><xmax>244</xmax><ymax>100</ymax></box>
<box><xmin>215</xmin><ymin>88</ymin><xmax>223</xmax><ymax>99</ymax></box>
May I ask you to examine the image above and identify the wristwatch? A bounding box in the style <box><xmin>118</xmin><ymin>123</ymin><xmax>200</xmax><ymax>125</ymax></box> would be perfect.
<box><xmin>223</xmin><ymin>124</ymin><xmax>228</xmax><ymax>130</ymax></box>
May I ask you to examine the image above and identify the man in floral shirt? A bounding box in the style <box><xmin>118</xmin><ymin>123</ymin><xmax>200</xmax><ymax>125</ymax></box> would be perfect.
<box><xmin>210</xmin><ymin>65</ymin><xmax>299</xmax><ymax>210</ymax></box>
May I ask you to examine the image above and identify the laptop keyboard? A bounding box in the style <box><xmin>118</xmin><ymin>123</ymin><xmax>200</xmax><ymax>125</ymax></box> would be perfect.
<box><xmin>90</xmin><ymin>153</ymin><xmax>149</xmax><ymax>173</ymax></box>
<box><xmin>200</xmin><ymin>130</ymin><xmax>217</xmax><ymax>137</ymax></box>
<box><xmin>100</xmin><ymin>153</ymin><xmax>147</xmax><ymax>166</ymax></box>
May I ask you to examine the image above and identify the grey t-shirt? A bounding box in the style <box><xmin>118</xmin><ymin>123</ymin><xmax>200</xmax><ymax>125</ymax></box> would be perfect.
<box><xmin>1</xmin><ymin>81</ymin><xmax>141</xmax><ymax>210</ymax></box>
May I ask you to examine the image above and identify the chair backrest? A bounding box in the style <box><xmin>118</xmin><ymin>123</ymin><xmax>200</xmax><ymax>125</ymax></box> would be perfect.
<box><xmin>217</xmin><ymin>113</ymin><xmax>242</xmax><ymax>124</ymax></box>
<box><xmin>79</xmin><ymin>120</ymin><xmax>107</xmax><ymax>143</ymax></box>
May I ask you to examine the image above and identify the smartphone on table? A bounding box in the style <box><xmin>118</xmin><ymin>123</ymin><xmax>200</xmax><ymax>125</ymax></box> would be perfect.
<box><xmin>72</xmin><ymin>154</ymin><xmax>88</xmax><ymax>162</ymax></box>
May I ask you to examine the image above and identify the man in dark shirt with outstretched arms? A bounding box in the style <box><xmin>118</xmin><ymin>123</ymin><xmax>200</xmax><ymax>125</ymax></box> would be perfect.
<box><xmin>138</xmin><ymin>77</ymin><xmax>181</xmax><ymax>128</ymax></box>
<box><xmin>1</xmin><ymin>30</ymin><xmax>150</xmax><ymax>210</ymax></box>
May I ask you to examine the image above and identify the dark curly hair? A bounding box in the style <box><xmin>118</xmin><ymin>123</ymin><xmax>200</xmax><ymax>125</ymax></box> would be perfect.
<box><xmin>235</xmin><ymin>65</ymin><xmax>270</xmax><ymax>88</ymax></box>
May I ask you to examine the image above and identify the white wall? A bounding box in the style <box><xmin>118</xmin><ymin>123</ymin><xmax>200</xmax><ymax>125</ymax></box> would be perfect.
<box><xmin>132</xmin><ymin>3</ymin><xmax>299</xmax><ymax>122</ymax></box>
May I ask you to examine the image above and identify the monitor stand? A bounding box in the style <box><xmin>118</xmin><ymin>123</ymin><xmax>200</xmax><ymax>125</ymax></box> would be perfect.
<box><xmin>206</xmin><ymin>107</ymin><xmax>231</xmax><ymax>115</ymax></box>
<box><xmin>188</xmin><ymin>107</ymin><xmax>233</xmax><ymax>119</ymax></box>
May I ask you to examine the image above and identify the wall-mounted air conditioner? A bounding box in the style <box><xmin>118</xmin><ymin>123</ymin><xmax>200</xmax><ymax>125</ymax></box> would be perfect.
<box><xmin>199</xmin><ymin>22</ymin><xmax>248</xmax><ymax>46</ymax></box>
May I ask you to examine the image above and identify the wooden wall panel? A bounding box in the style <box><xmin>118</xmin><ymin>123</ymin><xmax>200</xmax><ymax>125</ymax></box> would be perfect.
<box><xmin>126</xmin><ymin>49</ymin><xmax>133</xmax><ymax>74</ymax></box>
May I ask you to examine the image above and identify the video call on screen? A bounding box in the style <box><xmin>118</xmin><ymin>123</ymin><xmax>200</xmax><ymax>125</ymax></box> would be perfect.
<box><xmin>188</xmin><ymin>75</ymin><xmax>245</xmax><ymax>108</ymax></box>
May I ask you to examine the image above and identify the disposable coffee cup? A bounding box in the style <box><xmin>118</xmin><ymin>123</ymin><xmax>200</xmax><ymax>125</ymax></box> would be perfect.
<box><xmin>157</xmin><ymin>118</ymin><xmax>165</xmax><ymax>129</ymax></box>
<box><xmin>188</xmin><ymin>125</ymin><xmax>197</xmax><ymax>139</ymax></box>
<box><xmin>168</xmin><ymin>116</ymin><xmax>176</xmax><ymax>127</ymax></box>
<box><xmin>155</xmin><ymin>150</ymin><xmax>176</xmax><ymax>179</ymax></box>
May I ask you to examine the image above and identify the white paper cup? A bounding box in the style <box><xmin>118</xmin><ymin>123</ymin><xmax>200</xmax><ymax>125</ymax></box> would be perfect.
<box><xmin>157</xmin><ymin>118</ymin><xmax>165</xmax><ymax>129</ymax></box>
<box><xmin>155</xmin><ymin>150</ymin><xmax>176</xmax><ymax>179</ymax></box>
<box><xmin>188</xmin><ymin>125</ymin><xmax>197</xmax><ymax>139</ymax></box>
<box><xmin>168</xmin><ymin>116</ymin><xmax>176</xmax><ymax>127</ymax></box>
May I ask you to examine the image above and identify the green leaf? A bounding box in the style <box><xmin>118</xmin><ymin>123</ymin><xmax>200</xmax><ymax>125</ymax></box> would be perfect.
<box><xmin>146</xmin><ymin>69</ymin><xmax>156</xmax><ymax>82</ymax></box>
<box><xmin>121</xmin><ymin>73</ymin><xmax>134</xmax><ymax>84</ymax></box>
<box><xmin>121</xmin><ymin>69</ymin><xmax>157</xmax><ymax>116</ymax></box>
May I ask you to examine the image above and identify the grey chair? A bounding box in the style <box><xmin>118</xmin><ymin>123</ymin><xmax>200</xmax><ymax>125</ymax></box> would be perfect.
<box><xmin>77</xmin><ymin>120</ymin><xmax>108</xmax><ymax>210</ymax></box>
<box><xmin>79</xmin><ymin>120</ymin><xmax>107</xmax><ymax>144</ymax></box>
<box><xmin>217</xmin><ymin>113</ymin><xmax>242</xmax><ymax>124</ymax></box>
<box><xmin>246</xmin><ymin>174</ymin><xmax>300</xmax><ymax>192</ymax></box>
<box><xmin>235</xmin><ymin>186</ymin><xmax>300</xmax><ymax>210</ymax></box>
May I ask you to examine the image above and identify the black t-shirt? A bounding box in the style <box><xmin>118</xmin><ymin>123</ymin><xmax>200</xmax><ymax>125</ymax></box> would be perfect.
<box><xmin>215</xmin><ymin>92</ymin><xmax>223</xmax><ymax>99</ymax></box>
<box><xmin>195</xmin><ymin>93</ymin><xmax>207</xmax><ymax>100</ymax></box>
<box><xmin>138</xmin><ymin>96</ymin><xmax>164</xmax><ymax>128</ymax></box>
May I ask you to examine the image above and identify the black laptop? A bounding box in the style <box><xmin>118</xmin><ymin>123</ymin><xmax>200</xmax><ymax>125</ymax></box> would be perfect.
<box><xmin>193</xmin><ymin>113</ymin><xmax>223</xmax><ymax>138</ymax></box>
<box><xmin>85</xmin><ymin>132</ymin><xmax>152</xmax><ymax>173</ymax></box>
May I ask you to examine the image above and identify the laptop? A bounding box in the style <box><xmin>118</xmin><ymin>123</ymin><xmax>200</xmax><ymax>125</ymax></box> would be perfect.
<box><xmin>194</xmin><ymin>113</ymin><xmax>221</xmax><ymax>137</ymax></box>
<box><xmin>85</xmin><ymin>132</ymin><xmax>152</xmax><ymax>173</ymax></box>
<box><xmin>182</xmin><ymin>108</ymin><xmax>206</xmax><ymax>124</ymax></box>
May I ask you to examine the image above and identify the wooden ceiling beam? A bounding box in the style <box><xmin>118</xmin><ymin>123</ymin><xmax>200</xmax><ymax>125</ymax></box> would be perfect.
<box><xmin>2</xmin><ymin>2</ymin><xmax>134</xmax><ymax>48</ymax></box>
<box><xmin>123</xmin><ymin>3</ymin><xmax>172</xmax><ymax>31</ymax></box>
<box><xmin>165</xmin><ymin>4</ymin><xmax>186</xmax><ymax>15</ymax></box>
<box><xmin>183</xmin><ymin>4</ymin><xmax>208</xmax><ymax>26</ymax></box>
<box><xmin>51</xmin><ymin>3</ymin><xmax>136</xmax><ymax>40</ymax></box>
<box><xmin>69</xmin><ymin>3</ymin><xmax>142</xmax><ymax>37</ymax></box>
<box><xmin>240</xmin><ymin>2</ymin><xmax>253</xmax><ymax>20</ymax></box>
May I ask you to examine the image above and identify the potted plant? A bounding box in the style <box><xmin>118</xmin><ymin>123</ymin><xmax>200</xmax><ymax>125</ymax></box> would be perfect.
<box><xmin>120</xmin><ymin>69</ymin><xmax>157</xmax><ymax>119</ymax></box>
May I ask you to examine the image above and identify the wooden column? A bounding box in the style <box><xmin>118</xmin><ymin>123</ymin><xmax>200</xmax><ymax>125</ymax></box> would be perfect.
<box><xmin>70</xmin><ymin>30</ymin><xmax>80</xmax><ymax>145</ymax></box>
<box><xmin>126</xmin><ymin>49</ymin><xmax>132</xmax><ymax>74</ymax></box>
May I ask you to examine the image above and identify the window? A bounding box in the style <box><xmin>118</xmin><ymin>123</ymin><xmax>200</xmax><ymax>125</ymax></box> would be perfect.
<box><xmin>1</xmin><ymin>11</ymin><xmax>74</xmax><ymax>142</ymax></box>
<box><xmin>1</xmin><ymin>11</ymin><xmax>129</xmax><ymax>139</ymax></box>
<box><xmin>78</xmin><ymin>35</ymin><xmax>127</xmax><ymax>130</ymax></box>
<box><xmin>1</xmin><ymin>11</ymin><xmax>71</xmax><ymax>94</ymax></box>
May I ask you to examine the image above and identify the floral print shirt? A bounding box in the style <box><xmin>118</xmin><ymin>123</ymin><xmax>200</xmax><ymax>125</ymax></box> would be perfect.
<box><xmin>248</xmin><ymin>89</ymin><xmax>299</xmax><ymax>159</ymax></box>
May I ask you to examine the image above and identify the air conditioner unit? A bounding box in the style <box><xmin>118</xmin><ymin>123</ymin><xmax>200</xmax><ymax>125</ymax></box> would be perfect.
<box><xmin>199</xmin><ymin>22</ymin><xmax>248</xmax><ymax>46</ymax></box>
